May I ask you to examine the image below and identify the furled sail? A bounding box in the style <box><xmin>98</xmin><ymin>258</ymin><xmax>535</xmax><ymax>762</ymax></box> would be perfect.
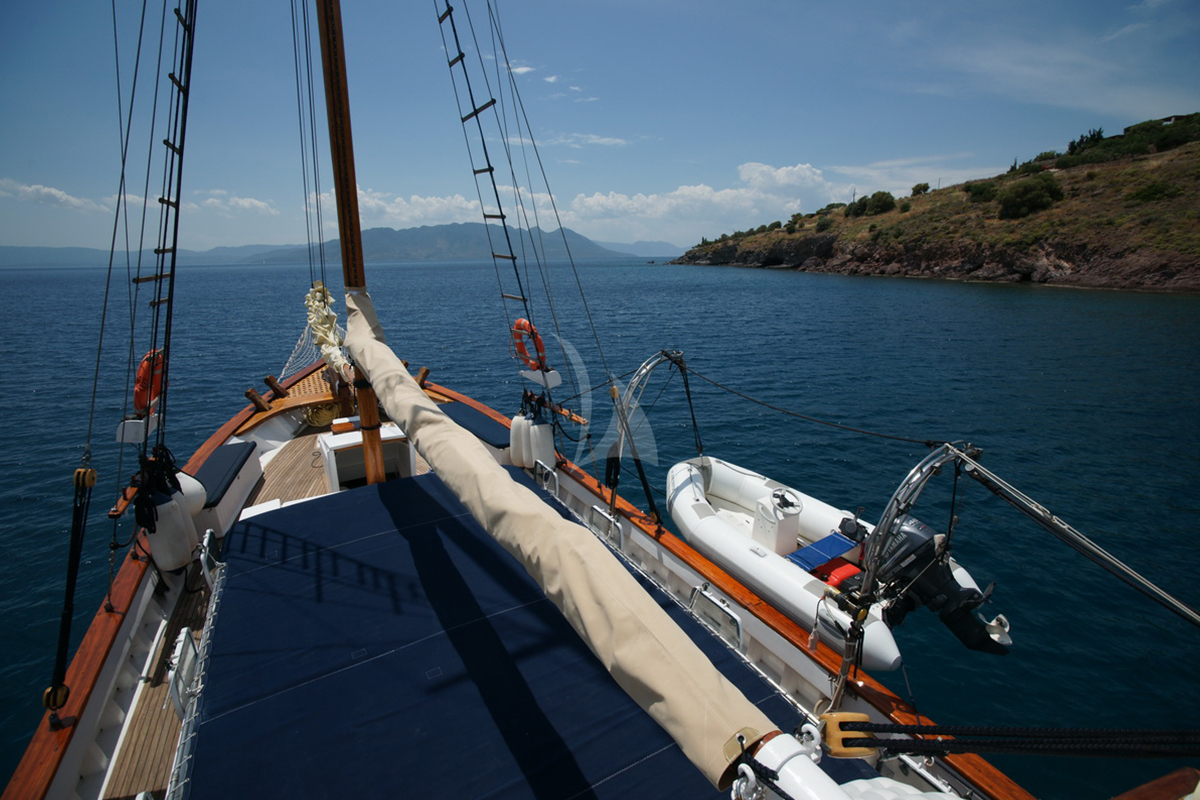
<box><xmin>343</xmin><ymin>290</ymin><xmax>776</xmax><ymax>788</ymax></box>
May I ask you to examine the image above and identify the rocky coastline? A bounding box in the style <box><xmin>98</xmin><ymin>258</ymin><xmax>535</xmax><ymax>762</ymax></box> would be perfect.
<box><xmin>672</xmin><ymin>235</ymin><xmax>1200</xmax><ymax>292</ymax></box>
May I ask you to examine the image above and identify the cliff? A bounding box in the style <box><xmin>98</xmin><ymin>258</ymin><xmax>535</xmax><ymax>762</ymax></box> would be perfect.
<box><xmin>675</xmin><ymin>141</ymin><xmax>1200</xmax><ymax>292</ymax></box>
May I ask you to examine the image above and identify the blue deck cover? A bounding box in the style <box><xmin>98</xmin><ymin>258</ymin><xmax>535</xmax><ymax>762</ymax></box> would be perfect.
<box><xmin>185</xmin><ymin>473</ymin><xmax>802</xmax><ymax>799</ymax></box>
<box><xmin>439</xmin><ymin>401</ymin><xmax>512</xmax><ymax>449</ymax></box>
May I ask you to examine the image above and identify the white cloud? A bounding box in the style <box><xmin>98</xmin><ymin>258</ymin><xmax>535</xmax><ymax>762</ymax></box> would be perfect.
<box><xmin>545</xmin><ymin>132</ymin><xmax>628</xmax><ymax>148</ymax></box>
<box><xmin>316</xmin><ymin>187</ymin><xmax>481</xmax><ymax>228</ymax></box>
<box><xmin>737</xmin><ymin>162</ymin><xmax>832</xmax><ymax>193</ymax></box>
<box><xmin>0</xmin><ymin>178</ymin><xmax>104</xmax><ymax>211</ymax></box>
<box><xmin>1100</xmin><ymin>22</ymin><xmax>1148</xmax><ymax>43</ymax></box>
<box><xmin>510</xmin><ymin>66</ymin><xmax>535</xmax><ymax>75</ymax></box>
<box><xmin>826</xmin><ymin>153</ymin><xmax>998</xmax><ymax>195</ymax></box>
<box><xmin>198</xmin><ymin>193</ymin><xmax>279</xmax><ymax>215</ymax></box>
<box><xmin>938</xmin><ymin>36</ymin><xmax>1199</xmax><ymax>118</ymax></box>
<box><xmin>544</xmin><ymin>75</ymin><xmax>560</xmax><ymax>84</ymax></box>
<box><xmin>560</xmin><ymin>161</ymin><xmax>845</xmax><ymax>245</ymax></box>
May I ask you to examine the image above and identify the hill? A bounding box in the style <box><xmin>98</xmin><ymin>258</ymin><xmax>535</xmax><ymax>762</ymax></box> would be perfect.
<box><xmin>675</xmin><ymin>120</ymin><xmax>1200</xmax><ymax>292</ymax></box>
<box><xmin>0</xmin><ymin>224</ymin><xmax>624</xmax><ymax>267</ymax></box>
<box><xmin>253</xmin><ymin>223</ymin><xmax>623</xmax><ymax>263</ymax></box>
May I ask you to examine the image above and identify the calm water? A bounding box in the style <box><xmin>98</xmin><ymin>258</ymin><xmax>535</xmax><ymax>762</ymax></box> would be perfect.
<box><xmin>2</xmin><ymin>259</ymin><xmax>1198</xmax><ymax>798</ymax></box>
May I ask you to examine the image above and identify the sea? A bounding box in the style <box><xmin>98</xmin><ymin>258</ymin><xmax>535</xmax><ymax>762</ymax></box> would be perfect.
<box><xmin>2</xmin><ymin>257</ymin><xmax>1198</xmax><ymax>799</ymax></box>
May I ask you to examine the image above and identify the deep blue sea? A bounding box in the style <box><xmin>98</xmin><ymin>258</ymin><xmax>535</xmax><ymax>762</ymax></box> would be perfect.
<box><xmin>2</xmin><ymin>258</ymin><xmax>1198</xmax><ymax>799</ymax></box>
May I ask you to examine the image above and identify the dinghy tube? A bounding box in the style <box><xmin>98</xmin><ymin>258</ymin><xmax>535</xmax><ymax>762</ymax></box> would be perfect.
<box><xmin>666</xmin><ymin>457</ymin><xmax>903</xmax><ymax>672</ymax></box>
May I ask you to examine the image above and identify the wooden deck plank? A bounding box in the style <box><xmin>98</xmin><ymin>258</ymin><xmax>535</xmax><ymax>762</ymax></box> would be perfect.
<box><xmin>247</xmin><ymin>428</ymin><xmax>330</xmax><ymax>506</ymax></box>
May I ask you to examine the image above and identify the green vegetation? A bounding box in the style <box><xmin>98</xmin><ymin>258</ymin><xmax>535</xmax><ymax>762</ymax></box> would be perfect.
<box><xmin>997</xmin><ymin>173</ymin><xmax>1064</xmax><ymax>219</ymax></box>
<box><xmin>1055</xmin><ymin>113</ymin><xmax>1200</xmax><ymax>169</ymax></box>
<box><xmin>844</xmin><ymin>191</ymin><xmax>896</xmax><ymax>217</ymax></box>
<box><xmin>688</xmin><ymin>114</ymin><xmax>1199</xmax><ymax>265</ymax></box>
<box><xmin>1126</xmin><ymin>180</ymin><xmax>1183</xmax><ymax>204</ymax></box>
<box><xmin>963</xmin><ymin>182</ymin><xmax>998</xmax><ymax>203</ymax></box>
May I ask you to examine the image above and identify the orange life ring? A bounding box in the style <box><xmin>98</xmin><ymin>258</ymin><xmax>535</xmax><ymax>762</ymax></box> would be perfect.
<box><xmin>510</xmin><ymin>318</ymin><xmax>546</xmax><ymax>371</ymax></box>
<box><xmin>133</xmin><ymin>348</ymin><xmax>166</xmax><ymax>417</ymax></box>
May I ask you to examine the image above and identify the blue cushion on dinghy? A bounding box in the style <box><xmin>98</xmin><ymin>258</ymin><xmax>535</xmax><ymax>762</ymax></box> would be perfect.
<box><xmin>786</xmin><ymin>531</ymin><xmax>856</xmax><ymax>572</ymax></box>
<box><xmin>439</xmin><ymin>400</ymin><xmax>511</xmax><ymax>449</ymax></box>
<box><xmin>186</xmin><ymin>472</ymin><xmax>810</xmax><ymax>798</ymax></box>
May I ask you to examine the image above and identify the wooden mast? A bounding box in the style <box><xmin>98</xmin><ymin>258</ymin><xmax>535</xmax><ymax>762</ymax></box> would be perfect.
<box><xmin>315</xmin><ymin>0</ymin><xmax>385</xmax><ymax>484</ymax></box>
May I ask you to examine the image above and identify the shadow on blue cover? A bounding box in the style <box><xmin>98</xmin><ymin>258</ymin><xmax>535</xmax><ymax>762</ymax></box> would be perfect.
<box><xmin>186</xmin><ymin>473</ymin><xmax>800</xmax><ymax>799</ymax></box>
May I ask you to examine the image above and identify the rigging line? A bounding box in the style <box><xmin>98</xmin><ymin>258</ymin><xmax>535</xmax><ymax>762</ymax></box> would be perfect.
<box><xmin>94</xmin><ymin>0</ymin><xmax>154</xmax><ymax>466</ymax></box>
<box><xmin>435</xmin><ymin>4</ymin><xmax>515</xmax><ymax>343</ymax></box>
<box><xmin>451</xmin><ymin>3</ymin><xmax>533</xmax><ymax>324</ymax></box>
<box><xmin>290</xmin><ymin>0</ymin><xmax>317</xmax><ymax>285</ymax></box>
<box><xmin>302</xmin><ymin>0</ymin><xmax>328</xmax><ymax>287</ymax></box>
<box><xmin>436</xmin><ymin>1</ymin><xmax>527</xmax><ymax>335</ymax></box>
<box><xmin>146</xmin><ymin>5</ymin><xmax>178</xmax><ymax>443</ymax></box>
<box><xmin>154</xmin><ymin>0</ymin><xmax>197</xmax><ymax>446</ymax></box>
<box><xmin>682</xmin><ymin>364</ymin><xmax>942</xmax><ymax>447</ymax></box>
<box><xmin>486</xmin><ymin>2</ymin><xmax>613</xmax><ymax>384</ymax></box>
<box><xmin>136</xmin><ymin>0</ymin><xmax>171</xmax><ymax>449</ymax></box>
<box><xmin>552</xmin><ymin>364</ymin><xmax>642</xmax><ymax>406</ymax></box>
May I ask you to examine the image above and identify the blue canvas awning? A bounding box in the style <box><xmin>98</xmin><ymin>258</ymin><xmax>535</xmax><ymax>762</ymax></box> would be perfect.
<box><xmin>184</xmin><ymin>472</ymin><xmax>802</xmax><ymax>798</ymax></box>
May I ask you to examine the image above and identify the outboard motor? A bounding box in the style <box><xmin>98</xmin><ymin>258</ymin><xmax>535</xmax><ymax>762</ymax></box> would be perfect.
<box><xmin>876</xmin><ymin>515</ymin><xmax>1011</xmax><ymax>655</ymax></box>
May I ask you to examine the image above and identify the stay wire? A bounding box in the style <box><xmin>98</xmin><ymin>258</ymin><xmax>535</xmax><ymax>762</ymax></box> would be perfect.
<box><xmin>682</xmin><ymin>364</ymin><xmax>943</xmax><ymax>447</ymax></box>
<box><xmin>484</xmin><ymin>0</ymin><xmax>613</xmax><ymax>385</ymax></box>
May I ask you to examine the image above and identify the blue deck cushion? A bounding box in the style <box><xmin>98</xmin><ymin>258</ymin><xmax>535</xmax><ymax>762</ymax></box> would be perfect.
<box><xmin>786</xmin><ymin>531</ymin><xmax>856</xmax><ymax>572</ymax></box>
<box><xmin>439</xmin><ymin>401</ymin><xmax>511</xmax><ymax>449</ymax></box>
<box><xmin>185</xmin><ymin>473</ymin><xmax>809</xmax><ymax>798</ymax></box>
<box><xmin>186</xmin><ymin>440</ymin><xmax>257</xmax><ymax>509</ymax></box>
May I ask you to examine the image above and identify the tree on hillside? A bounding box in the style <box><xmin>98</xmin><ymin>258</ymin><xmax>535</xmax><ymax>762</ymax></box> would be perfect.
<box><xmin>845</xmin><ymin>191</ymin><xmax>896</xmax><ymax>218</ymax></box>
<box><xmin>912</xmin><ymin>182</ymin><xmax>930</xmax><ymax>196</ymax></box>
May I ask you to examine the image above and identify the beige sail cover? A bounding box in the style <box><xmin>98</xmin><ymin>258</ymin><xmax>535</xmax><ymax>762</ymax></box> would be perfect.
<box><xmin>344</xmin><ymin>290</ymin><xmax>775</xmax><ymax>788</ymax></box>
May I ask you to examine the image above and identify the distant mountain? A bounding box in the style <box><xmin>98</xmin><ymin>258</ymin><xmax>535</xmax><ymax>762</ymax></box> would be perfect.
<box><xmin>253</xmin><ymin>223</ymin><xmax>624</xmax><ymax>263</ymax></box>
<box><xmin>594</xmin><ymin>240</ymin><xmax>684</xmax><ymax>258</ymax></box>
<box><xmin>0</xmin><ymin>243</ymin><xmax>301</xmax><ymax>267</ymax></box>
<box><xmin>0</xmin><ymin>223</ymin><xmax>629</xmax><ymax>267</ymax></box>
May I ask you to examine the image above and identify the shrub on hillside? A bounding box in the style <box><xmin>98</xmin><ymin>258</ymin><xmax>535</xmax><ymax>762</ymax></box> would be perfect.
<box><xmin>1126</xmin><ymin>181</ymin><xmax>1183</xmax><ymax>204</ymax></box>
<box><xmin>997</xmin><ymin>173</ymin><xmax>1064</xmax><ymax>219</ymax></box>
<box><xmin>911</xmin><ymin>182</ymin><xmax>930</xmax><ymax>196</ymax></box>
<box><xmin>815</xmin><ymin>216</ymin><xmax>834</xmax><ymax>232</ymax></box>
<box><xmin>866</xmin><ymin>191</ymin><xmax>896</xmax><ymax>215</ymax></box>
<box><xmin>963</xmin><ymin>181</ymin><xmax>998</xmax><ymax>203</ymax></box>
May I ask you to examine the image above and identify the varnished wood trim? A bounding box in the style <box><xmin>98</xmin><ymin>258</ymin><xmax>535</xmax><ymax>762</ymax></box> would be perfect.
<box><xmin>1110</xmin><ymin>767</ymin><xmax>1200</xmax><ymax>800</ymax></box>
<box><xmin>2</xmin><ymin>533</ymin><xmax>151</xmax><ymax>800</ymax></box>
<box><xmin>4</xmin><ymin>362</ymin><xmax>327</xmax><ymax>800</ymax></box>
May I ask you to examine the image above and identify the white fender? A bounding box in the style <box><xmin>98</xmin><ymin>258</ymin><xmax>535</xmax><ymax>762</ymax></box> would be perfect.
<box><xmin>148</xmin><ymin>487</ymin><xmax>200</xmax><ymax>573</ymax></box>
<box><xmin>510</xmin><ymin>415</ymin><xmax>529</xmax><ymax>468</ymax></box>
<box><xmin>529</xmin><ymin>422</ymin><xmax>555</xmax><ymax>469</ymax></box>
<box><xmin>176</xmin><ymin>470</ymin><xmax>208</xmax><ymax>517</ymax></box>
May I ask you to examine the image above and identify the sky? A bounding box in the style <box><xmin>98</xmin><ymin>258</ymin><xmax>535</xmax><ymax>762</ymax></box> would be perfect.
<box><xmin>1</xmin><ymin>0</ymin><xmax>1197</xmax><ymax>252</ymax></box>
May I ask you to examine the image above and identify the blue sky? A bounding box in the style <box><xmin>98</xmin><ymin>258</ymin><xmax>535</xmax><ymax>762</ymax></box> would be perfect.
<box><xmin>2</xmin><ymin>0</ymin><xmax>1197</xmax><ymax>251</ymax></box>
